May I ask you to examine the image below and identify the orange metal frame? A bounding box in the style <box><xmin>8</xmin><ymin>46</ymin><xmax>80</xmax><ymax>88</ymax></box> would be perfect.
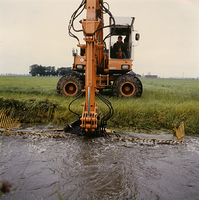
<box><xmin>79</xmin><ymin>0</ymin><xmax>104</xmax><ymax>133</ymax></box>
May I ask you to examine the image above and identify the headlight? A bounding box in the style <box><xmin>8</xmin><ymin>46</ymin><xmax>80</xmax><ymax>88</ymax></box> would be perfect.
<box><xmin>76</xmin><ymin>65</ymin><xmax>84</xmax><ymax>69</ymax></box>
<box><xmin>121</xmin><ymin>65</ymin><xmax>130</xmax><ymax>69</ymax></box>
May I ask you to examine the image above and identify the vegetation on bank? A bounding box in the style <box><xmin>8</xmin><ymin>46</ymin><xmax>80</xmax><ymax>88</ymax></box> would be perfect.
<box><xmin>0</xmin><ymin>76</ymin><xmax>199</xmax><ymax>135</ymax></box>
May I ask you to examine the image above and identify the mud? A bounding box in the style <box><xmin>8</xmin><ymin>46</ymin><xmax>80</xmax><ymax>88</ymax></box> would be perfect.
<box><xmin>0</xmin><ymin>124</ymin><xmax>199</xmax><ymax>200</ymax></box>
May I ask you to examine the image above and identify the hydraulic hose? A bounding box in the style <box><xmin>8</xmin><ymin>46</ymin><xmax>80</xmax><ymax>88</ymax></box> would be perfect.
<box><xmin>68</xmin><ymin>92</ymin><xmax>84</xmax><ymax>117</ymax></box>
<box><xmin>68</xmin><ymin>0</ymin><xmax>86</xmax><ymax>43</ymax></box>
<box><xmin>96</xmin><ymin>92</ymin><xmax>114</xmax><ymax>127</ymax></box>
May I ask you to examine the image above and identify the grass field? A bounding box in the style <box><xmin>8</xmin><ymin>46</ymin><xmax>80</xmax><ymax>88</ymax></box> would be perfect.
<box><xmin>0</xmin><ymin>75</ymin><xmax>199</xmax><ymax>135</ymax></box>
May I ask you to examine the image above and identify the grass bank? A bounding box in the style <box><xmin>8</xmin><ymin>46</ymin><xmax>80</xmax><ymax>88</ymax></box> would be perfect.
<box><xmin>0</xmin><ymin>76</ymin><xmax>199</xmax><ymax>135</ymax></box>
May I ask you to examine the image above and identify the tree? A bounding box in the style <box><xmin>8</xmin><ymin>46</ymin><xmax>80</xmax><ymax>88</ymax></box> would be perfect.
<box><xmin>56</xmin><ymin>67</ymin><xmax>73</xmax><ymax>76</ymax></box>
<box><xmin>29</xmin><ymin>64</ymin><xmax>45</xmax><ymax>76</ymax></box>
<box><xmin>29</xmin><ymin>64</ymin><xmax>39</xmax><ymax>76</ymax></box>
<box><xmin>29</xmin><ymin>65</ymin><xmax>74</xmax><ymax>76</ymax></box>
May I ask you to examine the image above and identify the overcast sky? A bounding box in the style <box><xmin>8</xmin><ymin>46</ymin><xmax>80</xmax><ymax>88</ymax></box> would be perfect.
<box><xmin>0</xmin><ymin>0</ymin><xmax>199</xmax><ymax>78</ymax></box>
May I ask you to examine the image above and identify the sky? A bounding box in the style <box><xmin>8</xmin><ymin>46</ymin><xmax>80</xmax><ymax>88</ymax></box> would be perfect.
<box><xmin>0</xmin><ymin>0</ymin><xmax>199</xmax><ymax>78</ymax></box>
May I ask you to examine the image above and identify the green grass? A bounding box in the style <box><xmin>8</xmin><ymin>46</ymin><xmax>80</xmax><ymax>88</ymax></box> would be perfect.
<box><xmin>0</xmin><ymin>75</ymin><xmax>199</xmax><ymax>135</ymax></box>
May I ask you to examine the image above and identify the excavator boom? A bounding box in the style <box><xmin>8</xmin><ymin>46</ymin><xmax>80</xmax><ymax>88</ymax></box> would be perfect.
<box><xmin>80</xmin><ymin>0</ymin><xmax>103</xmax><ymax>134</ymax></box>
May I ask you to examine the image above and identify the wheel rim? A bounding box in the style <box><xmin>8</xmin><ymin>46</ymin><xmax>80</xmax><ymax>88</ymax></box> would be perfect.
<box><xmin>63</xmin><ymin>81</ymin><xmax>78</xmax><ymax>96</ymax></box>
<box><xmin>120</xmin><ymin>82</ymin><xmax>135</xmax><ymax>97</ymax></box>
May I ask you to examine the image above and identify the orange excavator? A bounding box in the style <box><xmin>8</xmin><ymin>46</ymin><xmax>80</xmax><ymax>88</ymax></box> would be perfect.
<box><xmin>61</xmin><ymin>0</ymin><xmax>142</xmax><ymax>136</ymax></box>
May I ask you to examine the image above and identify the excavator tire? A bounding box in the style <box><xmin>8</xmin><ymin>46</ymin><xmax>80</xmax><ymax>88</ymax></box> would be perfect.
<box><xmin>113</xmin><ymin>74</ymin><xmax>142</xmax><ymax>98</ymax></box>
<box><xmin>57</xmin><ymin>74</ymin><xmax>84</xmax><ymax>97</ymax></box>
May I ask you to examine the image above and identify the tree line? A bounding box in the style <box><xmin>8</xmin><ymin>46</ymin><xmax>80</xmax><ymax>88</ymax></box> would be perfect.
<box><xmin>29</xmin><ymin>64</ymin><xmax>75</xmax><ymax>76</ymax></box>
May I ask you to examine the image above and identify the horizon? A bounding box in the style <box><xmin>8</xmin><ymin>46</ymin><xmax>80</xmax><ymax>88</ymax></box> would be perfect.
<box><xmin>1</xmin><ymin>72</ymin><xmax>198</xmax><ymax>79</ymax></box>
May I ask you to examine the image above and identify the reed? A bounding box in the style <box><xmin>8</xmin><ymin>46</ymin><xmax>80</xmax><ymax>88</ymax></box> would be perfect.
<box><xmin>0</xmin><ymin>76</ymin><xmax>198</xmax><ymax>134</ymax></box>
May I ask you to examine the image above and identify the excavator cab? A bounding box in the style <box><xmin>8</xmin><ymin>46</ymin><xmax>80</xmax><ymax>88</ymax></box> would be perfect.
<box><xmin>107</xmin><ymin>17</ymin><xmax>140</xmax><ymax>74</ymax></box>
<box><xmin>109</xmin><ymin>17</ymin><xmax>136</xmax><ymax>60</ymax></box>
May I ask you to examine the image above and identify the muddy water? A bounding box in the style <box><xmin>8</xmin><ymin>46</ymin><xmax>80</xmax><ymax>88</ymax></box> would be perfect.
<box><xmin>0</xmin><ymin>125</ymin><xmax>199</xmax><ymax>200</ymax></box>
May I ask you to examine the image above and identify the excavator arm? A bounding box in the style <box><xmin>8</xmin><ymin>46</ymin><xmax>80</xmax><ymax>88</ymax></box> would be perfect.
<box><xmin>80</xmin><ymin>0</ymin><xmax>103</xmax><ymax>133</ymax></box>
<box><xmin>65</xmin><ymin>0</ymin><xmax>114</xmax><ymax>135</ymax></box>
